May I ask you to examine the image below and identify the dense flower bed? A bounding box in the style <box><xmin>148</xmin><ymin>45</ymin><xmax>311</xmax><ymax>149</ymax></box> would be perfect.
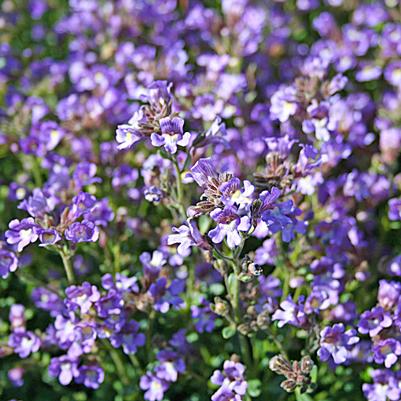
<box><xmin>1</xmin><ymin>1</ymin><xmax>401</xmax><ymax>400</ymax></box>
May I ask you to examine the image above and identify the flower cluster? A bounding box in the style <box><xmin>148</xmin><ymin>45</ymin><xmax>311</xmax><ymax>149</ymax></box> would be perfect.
<box><xmin>2</xmin><ymin>1</ymin><xmax>401</xmax><ymax>401</ymax></box>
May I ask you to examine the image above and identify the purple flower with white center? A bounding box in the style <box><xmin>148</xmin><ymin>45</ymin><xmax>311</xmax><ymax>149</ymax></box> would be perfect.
<box><xmin>71</xmin><ymin>192</ymin><xmax>97</xmax><ymax>218</ymax></box>
<box><xmin>384</xmin><ymin>61</ymin><xmax>401</xmax><ymax>87</ymax></box>
<box><xmin>65</xmin><ymin>220</ymin><xmax>99</xmax><ymax>243</ymax></box>
<box><xmin>144</xmin><ymin>186</ymin><xmax>164</xmax><ymax>204</ymax></box>
<box><xmin>272</xmin><ymin>296</ymin><xmax>308</xmax><ymax>328</ymax></box>
<box><xmin>5</xmin><ymin>218</ymin><xmax>40</xmax><ymax>252</ymax></box>
<box><xmin>115</xmin><ymin>121</ymin><xmax>143</xmax><ymax>150</ymax></box>
<box><xmin>318</xmin><ymin>323</ymin><xmax>359</xmax><ymax>365</ymax></box>
<box><xmin>95</xmin><ymin>289</ymin><xmax>123</xmax><ymax>319</ymax></box>
<box><xmin>155</xmin><ymin>350</ymin><xmax>186</xmax><ymax>382</ymax></box>
<box><xmin>31</xmin><ymin>287</ymin><xmax>64</xmax><ymax>317</ymax></box>
<box><xmin>220</xmin><ymin>178</ymin><xmax>254</xmax><ymax>210</ymax></box>
<box><xmin>110</xmin><ymin>320</ymin><xmax>145</xmax><ymax>355</ymax></box>
<box><xmin>54</xmin><ymin>313</ymin><xmax>77</xmax><ymax>348</ymax></box>
<box><xmin>18</xmin><ymin>188</ymin><xmax>54</xmax><ymax>218</ymax></box>
<box><xmin>270</xmin><ymin>85</ymin><xmax>298</xmax><ymax>123</ymax></box>
<box><xmin>211</xmin><ymin>360</ymin><xmax>248</xmax><ymax>401</ymax></box>
<box><xmin>363</xmin><ymin>369</ymin><xmax>401</xmax><ymax>401</ymax></box>
<box><xmin>65</xmin><ymin>282</ymin><xmax>100</xmax><ymax>314</ymax></box>
<box><xmin>168</xmin><ymin>219</ymin><xmax>209</xmax><ymax>256</ymax></box>
<box><xmin>102</xmin><ymin>273</ymin><xmax>139</xmax><ymax>293</ymax></box>
<box><xmin>38</xmin><ymin>228</ymin><xmax>61</xmax><ymax>247</ymax></box>
<box><xmin>208</xmin><ymin>207</ymin><xmax>250</xmax><ymax>249</ymax></box>
<box><xmin>373</xmin><ymin>339</ymin><xmax>401</xmax><ymax>368</ymax></box>
<box><xmin>388</xmin><ymin>198</ymin><xmax>401</xmax><ymax>221</ymax></box>
<box><xmin>140</xmin><ymin>372</ymin><xmax>170</xmax><ymax>401</ymax></box>
<box><xmin>358</xmin><ymin>306</ymin><xmax>393</xmax><ymax>337</ymax></box>
<box><xmin>0</xmin><ymin>249</ymin><xmax>18</xmax><ymax>278</ymax></box>
<box><xmin>140</xmin><ymin>250</ymin><xmax>166</xmax><ymax>281</ymax></box>
<box><xmin>75</xmin><ymin>364</ymin><xmax>104</xmax><ymax>389</ymax></box>
<box><xmin>151</xmin><ymin>116</ymin><xmax>190</xmax><ymax>154</ymax></box>
<box><xmin>191</xmin><ymin>298</ymin><xmax>216</xmax><ymax>333</ymax></box>
<box><xmin>378</xmin><ymin>280</ymin><xmax>401</xmax><ymax>310</ymax></box>
<box><xmin>8</xmin><ymin>330</ymin><xmax>41</xmax><ymax>358</ymax></box>
<box><xmin>9</xmin><ymin>304</ymin><xmax>26</xmax><ymax>330</ymax></box>
<box><xmin>48</xmin><ymin>355</ymin><xmax>79</xmax><ymax>386</ymax></box>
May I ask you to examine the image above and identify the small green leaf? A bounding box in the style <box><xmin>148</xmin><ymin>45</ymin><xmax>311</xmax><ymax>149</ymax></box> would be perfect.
<box><xmin>247</xmin><ymin>379</ymin><xmax>261</xmax><ymax>397</ymax></box>
<box><xmin>222</xmin><ymin>326</ymin><xmax>236</xmax><ymax>339</ymax></box>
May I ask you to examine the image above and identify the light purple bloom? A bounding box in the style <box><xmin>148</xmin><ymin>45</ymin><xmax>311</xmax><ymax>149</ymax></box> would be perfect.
<box><xmin>208</xmin><ymin>207</ymin><xmax>250</xmax><ymax>249</ymax></box>
<box><xmin>151</xmin><ymin>116</ymin><xmax>190</xmax><ymax>154</ymax></box>
<box><xmin>0</xmin><ymin>249</ymin><xmax>18</xmax><ymax>278</ymax></box>
<box><xmin>5</xmin><ymin>218</ymin><xmax>39</xmax><ymax>252</ymax></box>
<box><xmin>65</xmin><ymin>220</ymin><xmax>99</xmax><ymax>243</ymax></box>
<box><xmin>358</xmin><ymin>306</ymin><xmax>393</xmax><ymax>337</ymax></box>
<box><xmin>318</xmin><ymin>323</ymin><xmax>359</xmax><ymax>365</ymax></box>
<box><xmin>373</xmin><ymin>339</ymin><xmax>401</xmax><ymax>368</ymax></box>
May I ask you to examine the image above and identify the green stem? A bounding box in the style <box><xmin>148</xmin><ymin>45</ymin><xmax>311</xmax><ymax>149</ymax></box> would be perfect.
<box><xmin>59</xmin><ymin>249</ymin><xmax>75</xmax><ymax>285</ymax></box>
<box><xmin>173</xmin><ymin>158</ymin><xmax>186</xmax><ymax>218</ymax></box>
<box><xmin>31</xmin><ymin>156</ymin><xmax>43</xmax><ymax>188</ymax></box>
<box><xmin>229</xmin><ymin>259</ymin><xmax>253</xmax><ymax>369</ymax></box>
<box><xmin>101</xmin><ymin>340</ymin><xmax>130</xmax><ymax>385</ymax></box>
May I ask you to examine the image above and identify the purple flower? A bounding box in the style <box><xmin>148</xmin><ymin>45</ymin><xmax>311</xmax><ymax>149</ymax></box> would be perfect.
<box><xmin>151</xmin><ymin>116</ymin><xmax>190</xmax><ymax>154</ymax></box>
<box><xmin>115</xmin><ymin>122</ymin><xmax>143</xmax><ymax>150</ymax></box>
<box><xmin>32</xmin><ymin>287</ymin><xmax>64</xmax><ymax>316</ymax></box>
<box><xmin>0</xmin><ymin>249</ymin><xmax>18</xmax><ymax>278</ymax></box>
<box><xmin>208</xmin><ymin>207</ymin><xmax>250</xmax><ymax>249</ymax></box>
<box><xmin>149</xmin><ymin>277</ymin><xmax>185</xmax><ymax>313</ymax></box>
<box><xmin>190</xmin><ymin>158</ymin><xmax>218</xmax><ymax>187</ymax></box>
<box><xmin>140</xmin><ymin>372</ymin><xmax>170</xmax><ymax>401</ymax></box>
<box><xmin>191</xmin><ymin>298</ymin><xmax>216</xmax><ymax>333</ymax></box>
<box><xmin>110</xmin><ymin>320</ymin><xmax>145</xmax><ymax>354</ymax></box>
<box><xmin>378</xmin><ymin>280</ymin><xmax>401</xmax><ymax>310</ymax></box>
<box><xmin>270</xmin><ymin>85</ymin><xmax>298</xmax><ymax>123</ymax></box>
<box><xmin>9</xmin><ymin>330</ymin><xmax>41</xmax><ymax>358</ymax></box>
<box><xmin>168</xmin><ymin>220</ymin><xmax>209</xmax><ymax>256</ymax></box>
<box><xmin>155</xmin><ymin>350</ymin><xmax>186</xmax><ymax>382</ymax></box>
<box><xmin>65</xmin><ymin>282</ymin><xmax>100</xmax><ymax>314</ymax></box>
<box><xmin>49</xmin><ymin>355</ymin><xmax>79</xmax><ymax>386</ymax></box>
<box><xmin>272</xmin><ymin>296</ymin><xmax>308</xmax><ymax>328</ymax></box>
<box><xmin>363</xmin><ymin>370</ymin><xmax>401</xmax><ymax>401</ymax></box>
<box><xmin>75</xmin><ymin>364</ymin><xmax>104</xmax><ymax>389</ymax></box>
<box><xmin>5</xmin><ymin>218</ymin><xmax>40</xmax><ymax>252</ymax></box>
<box><xmin>38</xmin><ymin>228</ymin><xmax>61</xmax><ymax>247</ymax></box>
<box><xmin>389</xmin><ymin>198</ymin><xmax>401</xmax><ymax>221</ymax></box>
<box><xmin>373</xmin><ymin>339</ymin><xmax>401</xmax><ymax>368</ymax></box>
<box><xmin>211</xmin><ymin>360</ymin><xmax>248</xmax><ymax>401</ymax></box>
<box><xmin>318</xmin><ymin>323</ymin><xmax>359</xmax><ymax>365</ymax></box>
<box><xmin>358</xmin><ymin>306</ymin><xmax>393</xmax><ymax>337</ymax></box>
<box><xmin>8</xmin><ymin>367</ymin><xmax>25</xmax><ymax>387</ymax></box>
<box><xmin>65</xmin><ymin>220</ymin><xmax>99</xmax><ymax>243</ymax></box>
<box><xmin>384</xmin><ymin>61</ymin><xmax>401</xmax><ymax>87</ymax></box>
<box><xmin>18</xmin><ymin>188</ymin><xmax>54</xmax><ymax>218</ymax></box>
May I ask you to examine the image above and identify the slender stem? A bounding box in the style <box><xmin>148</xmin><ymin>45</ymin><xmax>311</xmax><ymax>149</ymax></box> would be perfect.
<box><xmin>31</xmin><ymin>156</ymin><xmax>43</xmax><ymax>188</ymax></box>
<box><xmin>101</xmin><ymin>339</ymin><xmax>130</xmax><ymax>384</ymax></box>
<box><xmin>229</xmin><ymin>259</ymin><xmax>253</xmax><ymax>369</ymax></box>
<box><xmin>128</xmin><ymin>354</ymin><xmax>142</xmax><ymax>373</ymax></box>
<box><xmin>173</xmin><ymin>158</ymin><xmax>186</xmax><ymax>218</ymax></box>
<box><xmin>59</xmin><ymin>249</ymin><xmax>75</xmax><ymax>285</ymax></box>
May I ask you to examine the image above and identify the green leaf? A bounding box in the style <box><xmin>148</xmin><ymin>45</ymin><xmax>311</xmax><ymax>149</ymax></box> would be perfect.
<box><xmin>247</xmin><ymin>379</ymin><xmax>261</xmax><ymax>398</ymax></box>
<box><xmin>222</xmin><ymin>326</ymin><xmax>236</xmax><ymax>339</ymax></box>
